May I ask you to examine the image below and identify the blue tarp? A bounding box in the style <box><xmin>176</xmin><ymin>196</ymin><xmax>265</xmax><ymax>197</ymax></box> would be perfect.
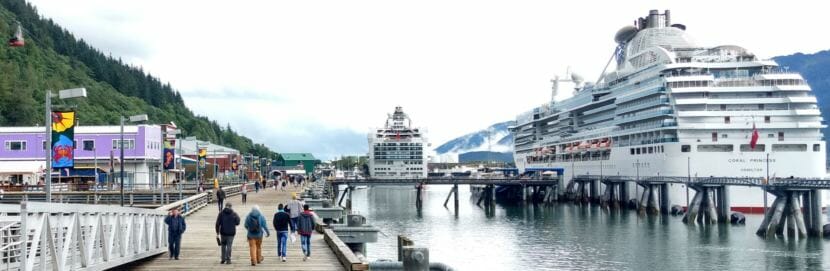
<box><xmin>53</xmin><ymin>168</ymin><xmax>108</xmax><ymax>183</ymax></box>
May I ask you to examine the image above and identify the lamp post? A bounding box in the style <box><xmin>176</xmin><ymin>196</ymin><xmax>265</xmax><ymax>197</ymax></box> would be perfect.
<box><xmin>44</xmin><ymin>88</ymin><xmax>87</xmax><ymax>203</ymax></box>
<box><xmin>120</xmin><ymin>114</ymin><xmax>148</xmax><ymax>206</ymax></box>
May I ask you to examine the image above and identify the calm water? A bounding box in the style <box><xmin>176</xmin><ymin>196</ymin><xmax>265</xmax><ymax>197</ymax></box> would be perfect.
<box><xmin>348</xmin><ymin>185</ymin><xmax>830</xmax><ymax>271</ymax></box>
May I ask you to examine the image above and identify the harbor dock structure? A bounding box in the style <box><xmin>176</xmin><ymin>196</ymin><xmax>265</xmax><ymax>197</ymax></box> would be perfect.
<box><xmin>332</xmin><ymin>174</ymin><xmax>830</xmax><ymax>238</ymax></box>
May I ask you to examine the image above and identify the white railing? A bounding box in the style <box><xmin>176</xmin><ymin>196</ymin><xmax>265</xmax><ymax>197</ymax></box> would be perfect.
<box><xmin>0</xmin><ymin>181</ymin><xmax>264</xmax><ymax>271</ymax></box>
<box><xmin>0</xmin><ymin>202</ymin><xmax>168</xmax><ymax>271</ymax></box>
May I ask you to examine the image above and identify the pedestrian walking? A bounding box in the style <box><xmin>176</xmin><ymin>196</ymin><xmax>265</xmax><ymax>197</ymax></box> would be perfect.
<box><xmin>254</xmin><ymin>180</ymin><xmax>260</xmax><ymax>193</ymax></box>
<box><xmin>241</xmin><ymin>183</ymin><xmax>248</xmax><ymax>205</ymax></box>
<box><xmin>281</xmin><ymin>179</ymin><xmax>287</xmax><ymax>191</ymax></box>
<box><xmin>216</xmin><ymin>187</ymin><xmax>226</xmax><ymax>212</ymax></box>
<box><xmin>297</xmin><ymin>204</ymin><xmax>316</xmax><ymax>261</ymax></box>
<box><xmin>164</xmin><ymin>208</ymin><xmax>186</xmax><ymax>260</ymax></box>
<box><xmin>272</xmin><ymin>204</ymin><xmax>291</xmax><ymax>262</ymax></box>
<box><xmin>215</xmin><ymin>203</ymin><xmax>240</xmax><ymax>264</ymax></box>
<box><xmin>245</xmin><ymin>205</ymin><xmax>271</xmax><ymax>266</ymax></box>
<box><xmin>287</xmin><ymin>194</ymin><xmax>303</xmax><ymax>234</ymax></box>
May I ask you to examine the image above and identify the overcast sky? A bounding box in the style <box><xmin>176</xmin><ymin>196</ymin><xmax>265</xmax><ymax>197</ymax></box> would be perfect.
<box><xmin>27</xmin><ymin>1</ymin><xmax>830</xmax><ymax>160</ymax></box>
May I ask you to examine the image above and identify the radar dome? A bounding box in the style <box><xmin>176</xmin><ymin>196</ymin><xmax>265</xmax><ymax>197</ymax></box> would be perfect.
<box><xmin>614</xmin><ymin>25</ymin><xmax>638</xmax><ymax>44</ymax></box>
<box><xmin>571</xmin><ymin>72</ymin><xmax>584</xmax><ymax>84</ymax></box>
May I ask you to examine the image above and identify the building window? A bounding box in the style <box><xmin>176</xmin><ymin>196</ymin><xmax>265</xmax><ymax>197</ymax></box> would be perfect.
<box><xmin>758</xmin><ymin>104</ymin><xmax>765</xmax><ymax>110</ymax></box>
<box><xmin>814</xmin><ymin>144</ymin><xmax>821</xmax><ymax>152</ymax></box>
<box><xmin>778</xmin><ymin>132</ymin><xmax>784</xmax><ymax>141</ymax></box>
<box><xmin>4</xmin><ymin>140</ymin><xmax>26</xmax><ymax>151</ymax></box>
<box><xmin>712</xmin><ymin>132</ymin><xmax>718</xmax><ymax>142</ymax></box>
<box><xmin>112</xmin><ymin>139</ymin><xmax>135</xmax><ymax>150</ymax></box>
<box><xmin>768</xmin><ymin>134</ymin><xmax>774</xmax><ymax>138</ymax></box>
<box><xmin>681</xmin><ymin>145</ymin><xmax>691</xmax><ymax>152</ymax></box>
<box><xmin>74</xmin><ymin>140</ymin><xmax>78</xmax><ymax>150</ymax></box>
<box><xmin>648</xmin><ymin>147</ymin><xmax>653</xmax><ymax>153</ymax></box>
<box><xmin>724</xmin><ymin>116</ymin><xmax>730</xmax><ymax>124</ymax></box>
<box><xmin>720</xmin><ymin>105</ymin><xmax>726</xmax><ymax>110</ymax></box>
<box><xmin>636</xmin><ymin>148</ymin><xmax>641</xmax><ymax>154</ymax></box>
<box><xmin>83</xmin><ymin>140</ymin><xmax>95</xmax><ymax>151</ymax></box>
<box><xmin>764</xmin><ymin>116</ymin><xmax>770</xmax><ymax>123</ymax></box>
<box><xmin>630</xmin><ymin>148</ymin><xmax>635</xmax><ymax>155</ymax></box>
<box><xmin>722</xmin><ymin>134</ymin><xmax>728</xmax><ymax>138</ymax></box>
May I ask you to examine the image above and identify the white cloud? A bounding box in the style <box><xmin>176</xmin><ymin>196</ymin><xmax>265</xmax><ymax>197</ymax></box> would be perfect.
<box><xmin>27</xmin><ymin>1</ymin><xmax>830</xmax><ymax>159</ymax></box>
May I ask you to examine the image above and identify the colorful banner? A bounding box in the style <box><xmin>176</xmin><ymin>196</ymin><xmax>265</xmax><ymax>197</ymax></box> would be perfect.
<box><xmin>163</xmin><ymin>148</ymin><xmax>175</xmax><ymax>170</ymax></box>
<box><xmin>198</xmin><ymin>148</ymin><xmax>207</xmax><ymax>169</ymax></box>
<box><xmin>51</xmin><ymin>111</ymin><xmax>75</xmax><ymax>168</ymax></box>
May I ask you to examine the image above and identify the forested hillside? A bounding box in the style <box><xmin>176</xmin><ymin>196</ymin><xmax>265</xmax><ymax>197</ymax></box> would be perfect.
<box><xmin>0</xmin><ymin>0</ymin><xmax>276</xmax><ymax>157</ymax></box>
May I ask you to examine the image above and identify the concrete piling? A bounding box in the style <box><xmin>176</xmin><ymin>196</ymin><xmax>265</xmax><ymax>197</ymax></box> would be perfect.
<box><xmin>648</xmin><ymin>185</ymin><xmax>660</xmax><ymax>215</ymax></box>
<box><xmin>683</xmin><ymin>189</ymin><xmax>703</xmax><ymax>224</ymax></box>
<box><xmin>757</xmin><ymin>190</ymin><xmax>823</xmax><ymax>238</ymax></box>
<box><xmin>659</xmin><ymin>184</ymin><xmax>670</xmax><ymax>215</ymax></box>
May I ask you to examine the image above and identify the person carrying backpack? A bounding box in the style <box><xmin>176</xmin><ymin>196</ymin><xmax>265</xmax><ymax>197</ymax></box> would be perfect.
<box><xmin>245</xmin><ymin>205</ymin><xmax>271</xmax><ymax>266</ymax></box>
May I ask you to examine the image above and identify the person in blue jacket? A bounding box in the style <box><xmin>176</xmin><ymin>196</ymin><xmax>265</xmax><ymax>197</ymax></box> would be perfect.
<box><xmin>245</xmin><ymin>205</ymin><xmax>271</xmax><ymax>266</ymax></box>
<box><xmin>164</xmin><ymin>207</ymin><xmax>186</xmax><ymax>260</ymax></box>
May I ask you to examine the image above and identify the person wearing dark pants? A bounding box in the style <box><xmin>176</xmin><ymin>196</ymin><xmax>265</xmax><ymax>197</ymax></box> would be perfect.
<box><xmin>164</xmin><ymin>208</ymin><xmax>186</xmax><ymax>260</ymax></box>
<box><xmin>297</xmin><ymin>204</ymin><xmax>316</xmax><ymax>261</ymax></box>
<box><xmin>216</xmin><ymin>187</ymin><xmax>225</xmax><ymax>212</ymax></box>
<box><xmin>241</xmin><ymin>183</ymin><xmax>248</xmax><ymax>205</ymax></box>
<box><xmin>216</xmin><ymin>187</ymin><xmax>226</xmax><ymax>212</ymax></box>
<box><xmin>287</xmin><ymin>194</ymin><xmax>303</xmax><ymax>234</ymax></box>
<box><xmin>273</xmin><ymin>204</ymin><xmax>291</xmax><ymax>261</ymax></box>
<box><xmin>216</xmin><ymin>202</ymin><xmax>240</xmax><ymax>264</ymax></box>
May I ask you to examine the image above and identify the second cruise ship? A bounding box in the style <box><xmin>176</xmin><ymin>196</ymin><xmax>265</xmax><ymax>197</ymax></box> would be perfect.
<box><xmin>510</xmin><ymin>10</ymin><xmax>827</xmax><ymax>212</ymax></box>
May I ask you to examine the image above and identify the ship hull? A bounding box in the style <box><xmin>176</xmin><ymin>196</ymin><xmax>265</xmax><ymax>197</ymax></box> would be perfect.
<box><xmin>514</xmin><ymin>142</ymin><xmax>829</xmax><ymax>213</ymax></box>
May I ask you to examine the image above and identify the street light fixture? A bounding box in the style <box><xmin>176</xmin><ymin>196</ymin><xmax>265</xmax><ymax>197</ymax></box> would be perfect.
<box><xmin>120</xmin><ymin>113</ymin><xmax>148</xmax><ymax>206</ymax></box>
<box><xmin>45</xmin><ymin>87</ymin><xmax>87</xmax><ymax>203</ymax></box>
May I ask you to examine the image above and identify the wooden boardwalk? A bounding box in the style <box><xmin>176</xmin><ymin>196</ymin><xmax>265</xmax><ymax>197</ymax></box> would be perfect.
<box><xmin>122</xmin><ymin>186</ymin><xmax>345</xmax><ymax>270</ymax></box>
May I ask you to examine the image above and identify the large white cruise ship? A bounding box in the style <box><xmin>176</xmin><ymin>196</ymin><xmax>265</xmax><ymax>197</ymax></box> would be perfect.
<box><xmin>368</xmin><ymin>106</ymin><xmax>428</xmax><ymax>179</ymax></box>
<box><xmin>510</xmin><ymin>10</ymin><xmax>827</xmax><ymax>213</ymax></box>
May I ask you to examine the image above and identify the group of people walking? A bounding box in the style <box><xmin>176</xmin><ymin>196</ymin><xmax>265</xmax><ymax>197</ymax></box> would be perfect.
<box><xmin>163</xmin><ymin>181</ymin><xmax>316</xmax><ymax>267</ymax></box>
<box><xmin>214</xmin><ymin>193</ymin><xmax>315</xmax><ymax>266</ymax></box>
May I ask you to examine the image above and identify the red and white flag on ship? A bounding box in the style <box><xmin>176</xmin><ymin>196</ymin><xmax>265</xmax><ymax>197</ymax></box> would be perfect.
<box><xmin>750</xmin><ymin>123</ymin><xmax>759</xmax><ymax>149</ymax></box>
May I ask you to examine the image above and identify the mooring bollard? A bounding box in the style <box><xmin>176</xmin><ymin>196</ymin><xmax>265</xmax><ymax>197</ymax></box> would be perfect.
<box><xmin>398</xmin><ymin>235</ymin><xmax>414</xmax><ymax>261</ymax></box>
<box><xmin>402</xmin><ymin>246</ymin><xmax>429</xmax><ymax>271</ymax></box>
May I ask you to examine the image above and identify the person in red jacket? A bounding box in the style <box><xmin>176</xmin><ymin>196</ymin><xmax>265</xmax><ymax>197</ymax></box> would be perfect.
<box><xmin>297</xmin><ymin>204</ymin><xmax>316</xmax><ymax>261</ymax></box>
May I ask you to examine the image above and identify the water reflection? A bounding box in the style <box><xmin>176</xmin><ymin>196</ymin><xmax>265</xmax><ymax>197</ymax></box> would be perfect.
<box><xmin>348</xmin><ymin>185</ymin><xmax>829</xmax><ymax>270</ymax></box>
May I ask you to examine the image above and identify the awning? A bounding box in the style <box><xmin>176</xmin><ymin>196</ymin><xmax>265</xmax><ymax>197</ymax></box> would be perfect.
<box><xmin>0</xmin><ymin>161</ymin><xmax>44</xmax><ymax>174</ymax></box>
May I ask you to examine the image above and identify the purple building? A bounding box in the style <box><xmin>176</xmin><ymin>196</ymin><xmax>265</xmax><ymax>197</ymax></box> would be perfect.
<box><xmin>0</xmin><ymin>125</ymin><xmax>167</xmax><ymax>188</ymax></box>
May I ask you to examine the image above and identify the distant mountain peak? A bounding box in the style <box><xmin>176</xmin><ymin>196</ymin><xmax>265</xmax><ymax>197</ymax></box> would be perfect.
<box><xmin>434</xmin><ymin>121</ymin><xmax>514</xmax><ymax>156</ymax></box>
